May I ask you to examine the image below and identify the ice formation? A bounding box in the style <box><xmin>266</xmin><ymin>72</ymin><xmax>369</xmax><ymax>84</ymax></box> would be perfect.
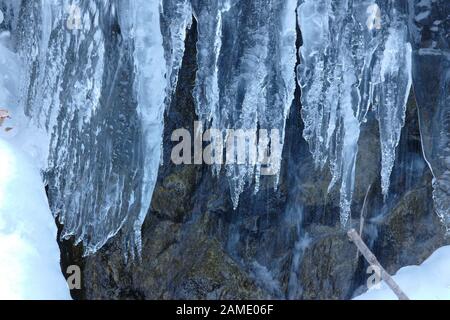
<box><xmin>0</xmin><ymin>0</ymin><xmax>446</xmax><ymax>256</ymax></box>
<box><xmin>161</xmin><ymin>0</ymin><xmax>192</xmax><ymax>106</ymax></box>
<box><xmin>191</xmin><ymin>0</ymin><xmax>297</xmax><ymax>207</ymax></box>
<box><xmin>297</xmin><ymin>0</ymin><xmax>412</xmax><ymax>225</ymax></box>
<box><xmin>9</xmin><ymin>0</ymin><xmax>167</xmax><ymax>257</ymax></box>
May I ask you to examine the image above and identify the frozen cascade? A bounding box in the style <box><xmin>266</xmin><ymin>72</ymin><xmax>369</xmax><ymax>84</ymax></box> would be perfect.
<box><xmin>192</xmin><ymin>0</ymin><xmax>297</xmax><ymax>208</ymax></box>
<box><xmin>409</xmin><ymin>0</ymin><xmax>450</xmax><ymax>233</ymax></box>
<box><xmin>13</xmin><ymin>1</ymin><xmax>167</xmax><ymax>257</ymax></box>
<box><xmin>0</xmin><ymin>0</ymin><xmax>430</xmax><ymax>257</ymax></box>
<box><xmin>297</xmin><ymin>0</ymin><xmax>412</xmax><ymax>225</ymax></box>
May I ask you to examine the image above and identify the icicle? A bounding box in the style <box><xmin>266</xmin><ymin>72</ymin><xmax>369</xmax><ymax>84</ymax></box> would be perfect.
<box><xmin>161</xmin><ymin>0</ymin><xmax>192</xmax><ymax>106</ymax></box>
<box><xmin>192</xmin><ymin>0</ymin><xmax>297</xmax><ymax>207</ymax></box>
<box><xmin>297</xmin><ymin>0</ymin><xmax>412</xmax><ymax>225</ymax></box>
<box><xmin>375</xmin><ymin>24</ymin><xmax>412</xmax><ymax>199</ymax></box>
<box><xmin>14</xmin><ymin>0</ymin><xmax>167</xmax><ymax>257</ymax></box>
<box><xmin>297</xmin><ymin>0</ymin><xmax>370</xmax><ymax>225</ymax></box>
<box><xmin>191</xmin><ymin>0</ymin><xmax>223</xmax><ymax>125</ymax></box>
<box><xmin>125</xmin><ymin>0</ymin><xmax>167</xmax><ymax>256</ymax></box>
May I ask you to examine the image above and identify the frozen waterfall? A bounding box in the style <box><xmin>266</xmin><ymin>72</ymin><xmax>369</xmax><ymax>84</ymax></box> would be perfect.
<box><xmin>9</xmin><ymin>0</ymin><xmax>167</xmax><ymax>257</ymax></box>
<box><xmin>1</xmin><ymin>0</ymin><xmax>446</xmax><ymax>257</ymax></box>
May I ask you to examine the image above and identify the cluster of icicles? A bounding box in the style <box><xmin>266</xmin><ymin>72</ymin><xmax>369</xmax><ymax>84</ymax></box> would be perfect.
<box><xmin>2</xmin><ymin>0</ymin><xmax>448</xmax><ymax>256</ymax></box>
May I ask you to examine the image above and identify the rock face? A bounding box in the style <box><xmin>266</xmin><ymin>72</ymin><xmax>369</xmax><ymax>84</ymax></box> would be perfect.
<box><xmin>59</xmin><ymin>20</ymin><xmax>448</xmax><ymax>300</ymax></box>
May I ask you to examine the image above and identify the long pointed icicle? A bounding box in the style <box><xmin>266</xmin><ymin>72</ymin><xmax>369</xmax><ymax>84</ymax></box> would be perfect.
<box><xmin>192</xmin><ymin>0</ymin><xmax>297</xmax><ymax>208</ymax></box>
<box><xmin>297</xmin><ymin>0</ymin><xmax>412</xmax><ymax>225</ymax></box>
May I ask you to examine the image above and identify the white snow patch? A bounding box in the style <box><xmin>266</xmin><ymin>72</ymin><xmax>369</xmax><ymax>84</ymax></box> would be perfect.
<box><xmin>355</xmin><ymin>246</ymin><xmax>450</xmax><ymax>300</ymax></box>
<box><xmin>0</xmin><ymin>30</ymin><xmax>70</xmax><ymax>300</ymax></box>
<box><xmin>0</xmin><ymin>139</ymin><xmax>71</xmax><ymax>299</ymax></box>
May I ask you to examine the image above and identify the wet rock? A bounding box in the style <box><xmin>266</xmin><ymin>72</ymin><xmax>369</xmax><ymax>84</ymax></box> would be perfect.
<box><xmin>298</xmin><ymin>225</ymin><xmax>357</xmax><ymax>300</ymax></box>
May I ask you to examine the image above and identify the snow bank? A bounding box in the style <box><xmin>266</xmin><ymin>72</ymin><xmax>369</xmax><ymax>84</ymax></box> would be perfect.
<box><xmin>0</xmin><ymin>139</ymin><xmax>71</xmax><ymax>299</ymax></box>
<box><xmin>0</xmin><ymin>31</ymin><xmax>70</xmax><ymax>300</ymax></box>
<box><xmin>355</xmin><ymin>246</ymin><xmax>450</xmax><ymax>300</ymax></box>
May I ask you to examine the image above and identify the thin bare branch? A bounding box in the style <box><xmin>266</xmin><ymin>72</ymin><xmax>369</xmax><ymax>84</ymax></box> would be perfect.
<box><xmin>348</xmin><ymin>228</ymin><xmax>410</xmax><ymax>300</ymax></box>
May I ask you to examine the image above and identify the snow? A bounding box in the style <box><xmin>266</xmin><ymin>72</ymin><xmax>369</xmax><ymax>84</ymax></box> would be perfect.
<box><xmin>355</xmin><ymin>246</ymin><xmax>450</xmax><ymax>300</ymax></box>
<box><xmin>0</xmin><ymin>31</ymin><xmax>70</xmax><ymax>299</ymax></box>
<box><xmin>0</xmin><ymin>139</ymin><xmax>71</xmax><ymax>299</ymax></box>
